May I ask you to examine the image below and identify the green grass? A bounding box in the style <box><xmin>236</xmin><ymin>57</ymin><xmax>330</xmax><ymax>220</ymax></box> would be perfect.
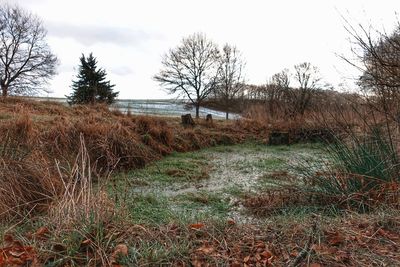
<box><xmin>126</xmin><ymin>194</ymin><xmax>173</xmax><ymax>224</ymax></box>
<box><xmin>172</xmin><ymin>191</ymin><xmax>231</xmax><ymax>216</ymax></box>
<box><xmin>124</xmin><ymin>151</ymin><xmax>211</xmax><ymax>185</ymax></box>
<box><xmin>109</xmin><ymin>141</ymin><xmax>326</xmax><ymax>227</ymax></box>
<box><xmin>122</xmin><ymin>240</ymin><xmax>191</xmax><ymax>266</ymax></box>
<box><xmin>123</xmin><ymin>191</ymin><xmax>231</xmax><ymax>226</ymax></box>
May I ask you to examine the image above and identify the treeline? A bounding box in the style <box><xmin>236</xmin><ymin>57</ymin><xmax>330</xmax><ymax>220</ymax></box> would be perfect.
<box><xmin>207</xmin><ymin>85</ymin><xmax>358</xmax><ymax>120</ymax></box>
<box><xmin>205</xmin><ymin>63</ymin><xmax>359</xmax><ymax>121</ymax></box>
<box><xmin>153</xmin><ymin>33</ymin><xmax>353</xmax><ymax>120</ymax></box>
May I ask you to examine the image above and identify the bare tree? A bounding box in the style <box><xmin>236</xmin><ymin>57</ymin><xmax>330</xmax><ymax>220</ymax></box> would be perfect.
<box><xmin>216</xmin><ymin>44</ymin><xmax>246</xmax><ymax>120</ymax></box>
<box><xmin>342</xmin><ymin>18</ymin><xmax>400</xmax><ymax>93</ymax></box>
<box><xmin>342</xmin><ymin>18</ymin><xmax>400</xmax><ymax>124</ymax></box>
<box><xmin>0</xmin><ymin>4</ymin><xmax>58</xmax><ymax>97</ymax></box>
<box><xmin>271</xmin><ymin>68</ymin><xmax>290</xmax><ymax>89</ymax></box>
<box><xmin>267</xmin><ymin>69</ymin><xmax>290</xmax><ymax>117</ymax></box>
<box><xmin>154</xmin><ymin>33</ymin><xmax>220</xmax><ymax>118</ymax></box>
<box><xmin>290</xmin><ymin>62</ymin><xmax>322</xmax><ymax>115</ymax></box>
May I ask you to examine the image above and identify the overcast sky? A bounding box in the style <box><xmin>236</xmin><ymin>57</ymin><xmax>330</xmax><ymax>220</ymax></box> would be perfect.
<box><xmin>8</xmin><ymin>0</ymin><xmax>400</xmax><ymax>99</ymax></box>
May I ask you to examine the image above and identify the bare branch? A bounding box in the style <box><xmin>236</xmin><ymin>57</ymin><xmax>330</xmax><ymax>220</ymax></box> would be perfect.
<box><xmin>154</xmin><ymin>33</ymin><xmax>220</xmax><ymax>118</ymax></box>
<box><xmin>0</xmin><ymin>4</ymin><xmax>58</xmax><ymax>97</ymax></box>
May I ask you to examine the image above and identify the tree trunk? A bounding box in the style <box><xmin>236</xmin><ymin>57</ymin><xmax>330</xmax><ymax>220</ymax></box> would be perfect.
<box><xmin>226</xmin><ymin>111</ymin><xmax>229</xmax><ymax>120</ymax></box>
<box><xmin>1</xmin><ymin>85</ymin><xmax>7</xmax><ymax>97</ymax></box>
<box><xmin>195</xmin><ymin>104</ymin><xmax>200</xmax><ymax>118</ymax></box>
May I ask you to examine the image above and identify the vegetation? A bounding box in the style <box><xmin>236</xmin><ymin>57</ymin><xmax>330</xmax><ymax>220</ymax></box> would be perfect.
<box><xmin>0</xmin><ymin>2</ymin><xmax>400</xmax><ymax>266</ymax></box>
<box><xmin>216</xmin><ymin>44</ymin><xmax>246</xmax><ymax>120</ymax></box>
<box><xmin>67</xmin><ymin>53</ymin><xmax>118</xmax><ymax>105</ymax></box>
<box><xmin>154</xmin><ymin>33</ymin><xmax>221</xmax><ymax>118</ymax></box>
<box><xmin>0</xmin><ymin>3</ymin><xmax>58</xmax><ymax>97</ymax></box>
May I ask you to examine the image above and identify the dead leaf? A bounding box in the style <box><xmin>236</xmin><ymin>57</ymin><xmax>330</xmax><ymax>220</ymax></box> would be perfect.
<box><xmin>34</xmin><ymin>227</ymin><xmax>50</xmax><ymax>240</ymax></box>
<box><xmin>113</xmin><ymin>244</ymin><xmax>129</xmax><ymax>257</ymax></box>
<box><xmin>227</xmin><ymin>218</ymin><xmax>236</xmax><ymax>225</ymax></box>
<box><xmin>110</xmin><ymin>244</ymin><xmax>129</xmax><ymax>265</ymax></box>
<box><xmin>325</xmin><ymin>231</ymin><xmax>344</xmax><ymax>246</ymax></box>
<box><xmin>260</xmin><ymin>250</ymin><xmax>272</xmax><ymax>259</ymax></box>
<box><xmin>243</xmin><ymin>255</ymin><xmax>251</xmax><ymax>263</ymax></box>
<box><xmin>189</xmin><ymin>223</ymin><xmax>205</xmax><ymax>230</ymax></box>
<box><xmin>196</xmin><ymin>245</ymin><xmax>214</xmax><ymax>254</ymax></box>
<box><xmin>3</xmin><ymin>234</ymin><xmax>13</xmax><ymax>245</ymax></box>
<box><xmin>81</xmin><ymin>239</ymin><xmax>91</xmax><ymax>247</ymax></box>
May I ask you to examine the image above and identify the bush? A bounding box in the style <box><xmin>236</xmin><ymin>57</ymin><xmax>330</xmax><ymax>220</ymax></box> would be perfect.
<box><xmin>303</xmin><ymin>129</ymin><xmax>400</xmax><ymax>211</ymax></box>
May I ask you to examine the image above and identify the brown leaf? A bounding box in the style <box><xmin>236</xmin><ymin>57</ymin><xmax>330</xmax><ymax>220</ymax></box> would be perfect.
<box><xmin>191</xmin><ymin>258</ymin><xmax>204</xmax><ymax>267</ymax></box>
<box><xmin>196</xmin><ymin>245</ymin><xmax>214</xmax><ymax>255</ymax></box>
<box><xmin>255</xmin><ymin>253</ymin><xmax>262</xmax><ymax>261</ymax></box>
<box><xmin>189</xmin><ymin>223</ymin><xmax>205</xmax><ymax>230</ymax></box>
<box><xmin>243</xmin><ymin>255</ymin><xmax>251</xmax><ymax>263</ymax></box>
<box><xmin>3</xmin><ymin>234</ymin><xmax>14</xmax><ymax>245</ymax></box>
<box><xmin>34</xmin><ymin>227</ymin><xmax>50</xmax><ymax>240</ymax></box>
<box><xmin>110</xmin><ymin>244</ymin><xmax>129</xmax><ymax>265</ymax></box>
<box><xmin>326</xmin><ymin>231</ymin><xmax>344</xmax><ymax>246</ymax></box>
<box><xmin>81</xmin><ymin>239</ymin><xmax>91</xmax><ymax>247</ymax></box>
<box><xmin>227</xmin><ymin>218</ymin><xmax>236</xmax><ymax>225</ymax></box>
<box><xmin>113</xmin><ymin>244</ymin><xmax>129</xmax><ymax>257</ymax></box>
<box><xmin>335</xmin><ymin>250</ymin><xmax>350</xmax><ymax>262</ymax></box>
<box><xmin>260</xmin><ymin>250</ymin><xmax>272</xmax><ymax>259</ymax></box>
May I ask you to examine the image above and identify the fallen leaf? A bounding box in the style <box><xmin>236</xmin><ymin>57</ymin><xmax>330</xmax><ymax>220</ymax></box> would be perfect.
<box><xmin>81</xmin><ymin>239</ymin><xmax>91</xmax><ymax>247</ymax></box>
<box><xmin>260</xmin><ymin>250</ymin><xmax>272</xmax><ymax>259</ymax></box>
<box><xmin>196</xmin><ymin>245</ymin><xmax>214</xmax><ymax>254</ymax></box>
<box><xmin>243</xmin><ymin>255</ymin><xmax>251</xmax><ymax>263</ymax></box>
<box><xmin>34</xmin><ymin>227</ymin><xmax>50</xmax><ymax>240</ymax></box>
<box><xmin>326</xmin><ymin>231</ymin><xmax>344</xmax><ymax>246</ymax></box>
<box><xmin>227</xmin><ymin>218</ymin><xmax>236</xmax><ymax>225</ymax></box>
<box><xmin>189</xmin><ymin>223</ymin><xmax>205</xmax><ymax>230</ymax></box>
<box><xmin>110</xmin><ymin>244</ymin><xmax>129</xmax><ymax>265</ymax></box>
<box><xmin>3</xmin><ymin>234</ymin><xmax>13</xmax><ymax>245</ymax></box>
<box><xmin>113</xmin><ymin>244</ymin><xmax>129</xmax><ymax>257</ymax></box>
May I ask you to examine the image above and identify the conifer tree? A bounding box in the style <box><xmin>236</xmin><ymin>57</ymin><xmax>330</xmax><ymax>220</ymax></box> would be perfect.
<box><xmin>67</xmin><ymin>53</ymin><xmax>118</xmax><ymax>104</ymax></box>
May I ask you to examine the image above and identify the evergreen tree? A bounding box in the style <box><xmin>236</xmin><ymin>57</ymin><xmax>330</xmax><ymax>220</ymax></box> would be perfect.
<box><xmin>67</xmin><ymin>53</ymin><xmax>118</xmax><ymax>104</ymax></box>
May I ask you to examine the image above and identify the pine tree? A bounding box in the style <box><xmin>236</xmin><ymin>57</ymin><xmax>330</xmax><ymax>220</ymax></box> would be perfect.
<box><xmin>67</xmin><ymin>53</ymin><xmax>118</xmax><ymax>105</ymax></box>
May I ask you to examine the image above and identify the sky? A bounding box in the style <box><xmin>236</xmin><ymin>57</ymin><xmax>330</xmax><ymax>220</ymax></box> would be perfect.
<box><xmin>8</xmin><ymin>0</ymin><xmax>400</xmax><ymax>99</ymax></box>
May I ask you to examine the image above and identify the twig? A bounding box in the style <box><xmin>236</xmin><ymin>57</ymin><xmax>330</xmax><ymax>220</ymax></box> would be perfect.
<box><xmin>288</xmin><ymin>218</ymin><xmax>318</xmax><ymax>267</ymax></box>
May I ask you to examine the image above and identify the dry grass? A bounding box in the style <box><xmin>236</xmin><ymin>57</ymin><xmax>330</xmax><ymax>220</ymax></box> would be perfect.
<box><xmin>0</xmin><ymin>97</ymin><xmax>267</xmax><ymax>221</ymax></box>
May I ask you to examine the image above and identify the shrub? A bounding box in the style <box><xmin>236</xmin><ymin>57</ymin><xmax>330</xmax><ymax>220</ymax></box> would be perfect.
<box><xmin>303</xmin><ymin>129</ymin><xmax>400</xmax><ymax>211</ymax></box>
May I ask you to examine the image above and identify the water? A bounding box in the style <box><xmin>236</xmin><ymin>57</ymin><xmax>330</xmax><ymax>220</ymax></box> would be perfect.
<box><xmin>113</xmin><ymin>99</ymin><xmax>239</xmax><ymax>119</ymax></box>
<box><xmin>36</xmin><ymin>97</ymin><xmax>239</xmax><ymax>119</ymax></box>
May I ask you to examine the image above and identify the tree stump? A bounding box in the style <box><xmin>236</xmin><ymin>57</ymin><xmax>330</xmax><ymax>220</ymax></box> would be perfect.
<box><xmin>181</xmin><ymin>114</ymin><xmax>195</xmax><ymax>126</ymax></box>
<box><xmin>268</xmin><ymin>131</ymin><xmax>290</xmax><ymax>145</ymax></box>
<box><xmin>206</xmin><ymin>114</ymin><xmax>213</xmax><ymax>122</ymax></box>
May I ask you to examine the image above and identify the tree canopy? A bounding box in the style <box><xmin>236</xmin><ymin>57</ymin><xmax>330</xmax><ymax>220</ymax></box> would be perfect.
<box><xmin>154</xmin><ymin>33</ymin><xmax>221</xmax><ymax>118</ymax></box>
<box><xmin>216</xmin><ymin>44</ymin><xmax>246</xmax><ymax>119</ymax></box>
<box><xmin>67</xmin><ymin>53</ymin><xmax>118</xmax><ymax>105</ymax></box>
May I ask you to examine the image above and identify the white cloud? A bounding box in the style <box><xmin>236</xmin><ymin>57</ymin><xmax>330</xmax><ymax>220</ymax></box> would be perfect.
<box><xmin>46</xmin><ymin>22</ymin><xmax>160</xmax><ymax>46</ymax></box>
